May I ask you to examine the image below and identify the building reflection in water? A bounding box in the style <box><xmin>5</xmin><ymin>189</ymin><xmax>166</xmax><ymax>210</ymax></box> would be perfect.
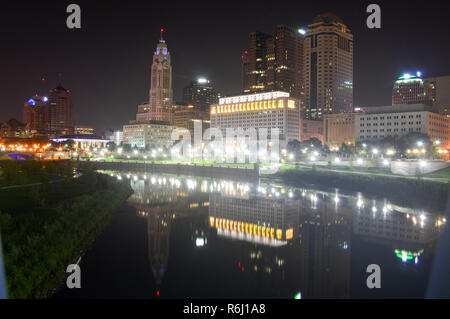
<box><xmin>109</xmin><ymin>171</ymin><xmax>446</xmax><ymax>298</ymax></box>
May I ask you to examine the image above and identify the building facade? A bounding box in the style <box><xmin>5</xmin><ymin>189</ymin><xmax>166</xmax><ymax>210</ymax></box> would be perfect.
<box><xmin>323</xmin><ymin>113</ymin><xmax>356</xmax><ymax>147</ymax></box>
<box><xmin>182</xmin><ymin>78</ymin><xmax>220</xmax><ymax>112</ymax></box>
<box><xmin>123</xmin><ymin>120</ymin><xmax>174</xmax><ymax>149</ymax></box>
<box><xmin>52</xmin><ymin>135</ymin><xmax>111</xmax><ymax>152</ymax></box>
<box><xmin>173</xmin><ymin>105</ymin><xmax>210</xmax><ymax>137</ymax></box>
<box><xmin>0</xmin><ymin>119</ymin><xmax>30</xmax><ymax>138</ymax></box>
<box><xmin>75</xmin><ymin>125</ymin><xmax>95</xmax><ymax>135</ymax></box>
<box><xmin>242</xmin><ymin>25</ymin><xmax>304</xmax><ymax>100</ymax></box>
<box><xmin>424</xmin><ymin>75</ymin><xmax>450</xmax><ymax>117</ymax></box>
<box><xmin>304</xmin><ymin>13</ymin><xmax>353</xmax><ymax>120</ymax></box>
<box><xmin>355</xmin><ymin>104</ymin><xmax>449</xmax><ymax>147</ymax></box>
<box><xmin>210</xmin><ymin>91</ymin><xmax>300</xmax><ymax>147</ymax></box>
<box><xmin>23</xmin><ymin>95</ymin><xmax>49</xmax><ymax>135</ymax></box>
<box><xmin>392</xmin><ymin>73</ymin><xmax>433</xmax><ymax>106</ymax></box>
<box><xmin>48</xmin><ymin>85</ymin><xmax>74</xmax><ymax>136</ymax></box>
<box><xmin>136</xmin><ymin>30</ymin><xmax>173</xmax><ymax>123</ymax></box>
<box><xmin>300</xmin><ymin>119</ymin><xmax>324</xmax><ymax>143</ymax></box>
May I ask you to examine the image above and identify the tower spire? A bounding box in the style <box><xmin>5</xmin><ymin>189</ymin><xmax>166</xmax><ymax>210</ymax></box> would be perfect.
<box><xmin>160</xmin><ymin>28</ymin><xmax>164</xmax><ymax>41</ymax></box>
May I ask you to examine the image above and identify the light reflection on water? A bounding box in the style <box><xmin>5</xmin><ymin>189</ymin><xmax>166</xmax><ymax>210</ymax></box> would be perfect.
<box><xmin>47</xmin><ymin>170</ymin><xmax>445</xmax><ymax>299</ymax></box>
<box><xmin>99</xmin><ymin>170</ymin><xmax>446</xmax><ymax>299</ymax></box>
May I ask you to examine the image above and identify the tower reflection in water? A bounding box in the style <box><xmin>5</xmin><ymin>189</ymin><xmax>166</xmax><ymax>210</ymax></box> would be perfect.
<box><xmin>117</xmin><ymin>171</ymin><xmax>444</xmax><ymax>298</ymax></box>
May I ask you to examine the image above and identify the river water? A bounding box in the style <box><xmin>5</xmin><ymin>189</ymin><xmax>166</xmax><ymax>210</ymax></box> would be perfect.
<box><xmin>56</xmin><ymin>171</ymin><xmax>447</xmax><ymax>299</ymax></box>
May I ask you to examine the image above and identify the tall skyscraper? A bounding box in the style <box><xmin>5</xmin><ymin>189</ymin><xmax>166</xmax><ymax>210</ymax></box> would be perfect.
<box><xmin>137</xmin><ymin>29</ymin><xmax>173</xmax><ymax>123</ymax></box>
<box><xmin>182</xmin><ymin>78</ymin><xmax>220</xmax><ymax>112</ymax></box>
<box><xmin>392</xmin><ymin>72</ymin><xmax>433</xmax><ymax>106</ymax></box>
<box><xmin>423</xmin><ymin>75</ymin><xmax>450</xmax><ymax>117</ymax></box>
<box><xmin>48</xmin><ymin>84</ymin><xmax>74</xmax><ymax>136</ymax></box>
<box><xmin>242</xmin><ymin>25</ymin><xmax>304</xmax><ymax>100</ymax></box>
<box><xmin>23</xmin><ymin>94</ymin><xmax>49</xmax><ymax>135</ymax></box>
<box><xmin>304</xmin><ymin>13</ymin><xmax>353</xmax><ymax>120</ymax></box>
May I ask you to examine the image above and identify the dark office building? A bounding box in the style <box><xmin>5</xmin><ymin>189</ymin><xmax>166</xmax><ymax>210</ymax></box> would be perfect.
<box><xmin>182</xmin><ymin>78</ymin><xmax>220</xmax><ymax>112</ymax></box>
<box><xmin>242</xmin><ymin>25</ymin><xmax>304</xmax><ymax>101</ymax></box>
<box><xmin>48</xmin><ymin>84</ymin><xmax>74</xmax><ymax>136</ymax></box>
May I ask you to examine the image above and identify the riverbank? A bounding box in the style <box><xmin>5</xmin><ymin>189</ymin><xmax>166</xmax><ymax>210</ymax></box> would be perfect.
<box><xmin>0</xmin><ymin>167</ymin><xmax>133</xmax><ymax>298</ymax></box>
<box><xmin>271</xmin><ymin>165</ymin><xmax>449</xmax><ymax>212</ymax></box>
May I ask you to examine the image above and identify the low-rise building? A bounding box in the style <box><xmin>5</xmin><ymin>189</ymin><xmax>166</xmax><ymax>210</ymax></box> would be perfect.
<box><xmin>75</xmin><ymin>125</ymin><xmax>95</xmax><ymax>135</ymax></box>
<box><xmin>123</xmin><ymin>120</ymin><xmax>174</xmax><ymax>149</ymax></box>
<box><xmin>355</xmin><ymin>104</ymin><xmax>449</xmax><ymax>148</ymax></box>
<box><xmin>173</xmin><ymin>104</ymin><xmax>210</xmax><ymax>137</ymax></box>
<box><xmin>300</xmin><ymin>119</ymin><xmax>324</xmax><ymax>144</ymax></box>
<box><xmin>323</xmin><ymin>113</ymin><xmax>356</xmax><ymax>147</ymax></box>
<box><xmin>52</xmin><ymin>135</ymin><xmax>111</xmax><ymax>151</ymax></box>
<box><xmin>0</xmin><ymin>119</ymin><xmax>31</xmax><ymax>138</ymax></box>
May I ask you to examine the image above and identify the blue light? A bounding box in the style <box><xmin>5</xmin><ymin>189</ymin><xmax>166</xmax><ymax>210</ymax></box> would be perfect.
<box><xmin>27</xmin><ymin>98</ymin><xmax>35</xmax><ymax>106</ymax></box>
<box><xmin>415</xmin><ymin>256</ymin><xmax>419</xmax><ymax>264</ymax></box>
<box><xmin>416</xmin><ymin>71</ymin><xmax>422</xmax><ymax>78</ymax></box>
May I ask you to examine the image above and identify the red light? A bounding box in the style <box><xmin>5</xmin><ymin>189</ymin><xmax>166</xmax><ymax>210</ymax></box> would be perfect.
<box><xmin>244</xmin><ymin>51</ymin><xmax>248</xmax><ymax>54</ymax></box>
<box><xmin>161</xmin><ymin>28</ymin><xmax>164</xmax><ymax>32</ymax></box>
<box><xmin>238</xmin><ymin>262</ymin><xmax>241</xmax><ymax>268</ymax></box>
<box><xmin>156</xmin><ymin>290</ymin><xmax>160</xmax><ymax>297</ymax></box>
<box><xmin>242</xmin><ymin>267</ymin><xmax>245</xmax><ymax>272</ymax></box>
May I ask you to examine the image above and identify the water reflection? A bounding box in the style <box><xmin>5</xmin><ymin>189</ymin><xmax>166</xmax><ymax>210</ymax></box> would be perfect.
<box><xmin>108</xmin><ymin>171</ymin><xmax>446</xmax><ymax>298</ymax></box>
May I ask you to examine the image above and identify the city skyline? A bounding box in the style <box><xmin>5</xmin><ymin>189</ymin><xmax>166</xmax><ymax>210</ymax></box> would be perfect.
<box><xmin>2</xmin><ymin>1</ymin><xmax>450</xmax><ymax>134</ymax></box>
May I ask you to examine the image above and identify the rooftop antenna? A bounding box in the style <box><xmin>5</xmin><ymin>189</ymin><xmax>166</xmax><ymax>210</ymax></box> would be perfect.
<box><xmin>40</xmin><ymin>76</ymin><xmax>46</xmax><ymax>95</ymax></box>
<box><xmin>160</xmin><ymin>28</ymin><xmax>165</xmax><ymax>42</ymax></box>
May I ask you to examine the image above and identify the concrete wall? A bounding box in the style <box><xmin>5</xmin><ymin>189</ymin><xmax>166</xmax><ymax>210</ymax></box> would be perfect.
<box><xmin>390</xmin><ymin>160</ymin><xmax>449</xmax><ymax>176</ymax></box>
<box><xmin>78</xmin><ymin>161</ymin><xmax>259</xmax><ymax>181</ymax></box>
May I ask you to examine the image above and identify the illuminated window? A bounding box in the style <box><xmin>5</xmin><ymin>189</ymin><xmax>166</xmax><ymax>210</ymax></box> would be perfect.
<box><xmin>286</xmin><ymin>228</ymin><xmax>293</xmax><ymax>240</ymax></box>
<box><xmin>278</xmin><ymin>100</ymin><xmax>284</xmax><ymax>108</ymax></box>
<box><xmin>276</xmin><ymin>229</ymin><xmax>282</xmax><ymax>240</ymax></box>
<box><xmin>288</xmin><ymin>100</ymin><xmax>296</xmax><ymax>109</ymax></box>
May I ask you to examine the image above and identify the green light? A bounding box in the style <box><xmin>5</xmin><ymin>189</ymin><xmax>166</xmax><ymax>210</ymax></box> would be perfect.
<box><xmin>394</xmin><ymin>249</ymin><xmax>424</xmax><ymax>262</ymax></box>
<box><xmin>294</xmin><ymin>292</ymin><xmax>302</xmax><ymax>299</ymax></box>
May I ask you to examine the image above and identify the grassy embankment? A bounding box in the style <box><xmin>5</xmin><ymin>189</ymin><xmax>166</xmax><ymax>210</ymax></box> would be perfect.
<box><xmin>0</xmin><ymin>161</ymin><xmax>133</xmax><ymax>298</ymax></box>
<box><xmin>80</xmin><ymin>157</ymin><xmax>255</xmax><ymax>168</ymax></box>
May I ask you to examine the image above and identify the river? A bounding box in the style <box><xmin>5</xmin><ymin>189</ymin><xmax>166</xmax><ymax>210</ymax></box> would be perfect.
<box><xmin>55</xmin><ymin>171</ymin><xmax>447</xmax><ymax>298</ymax></box>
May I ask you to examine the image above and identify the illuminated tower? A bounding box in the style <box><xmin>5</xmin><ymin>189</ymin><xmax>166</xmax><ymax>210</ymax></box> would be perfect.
<box><xmin>149</xmin><ymin>28</ymin><xmax>173</xmax><ymax>123</ymax></box>
<box><xmin>392</xmin><ymin>72</ymin><xmax>433</xmax><ymax>106</ymax></box>
<box><xmin>304</xmin><ymin>13</ymin><xmax>353</xmax><ymax>120</ymax></box>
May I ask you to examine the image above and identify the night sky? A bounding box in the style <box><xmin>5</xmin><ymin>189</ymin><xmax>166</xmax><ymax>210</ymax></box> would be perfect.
<box><xmin>1</xmin><ymin>0</ymin><xmax>450</xmax><ymax>134</ymax></box>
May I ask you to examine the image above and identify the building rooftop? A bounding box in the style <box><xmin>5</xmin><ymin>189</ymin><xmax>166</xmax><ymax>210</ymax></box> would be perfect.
<box><xmin>362</xmin><ymin>104</ymin><xmax>435</xmax><ymax>114</ymax></box>
<box><xmin>127</xmin><ymin>120</ymin><xmax>172</xmax><ymax>126</ymax></box>
<box><xmin>311</xmin><ymin>13</ymin><xmax>344</xmax><ymax>25</ymax></box>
